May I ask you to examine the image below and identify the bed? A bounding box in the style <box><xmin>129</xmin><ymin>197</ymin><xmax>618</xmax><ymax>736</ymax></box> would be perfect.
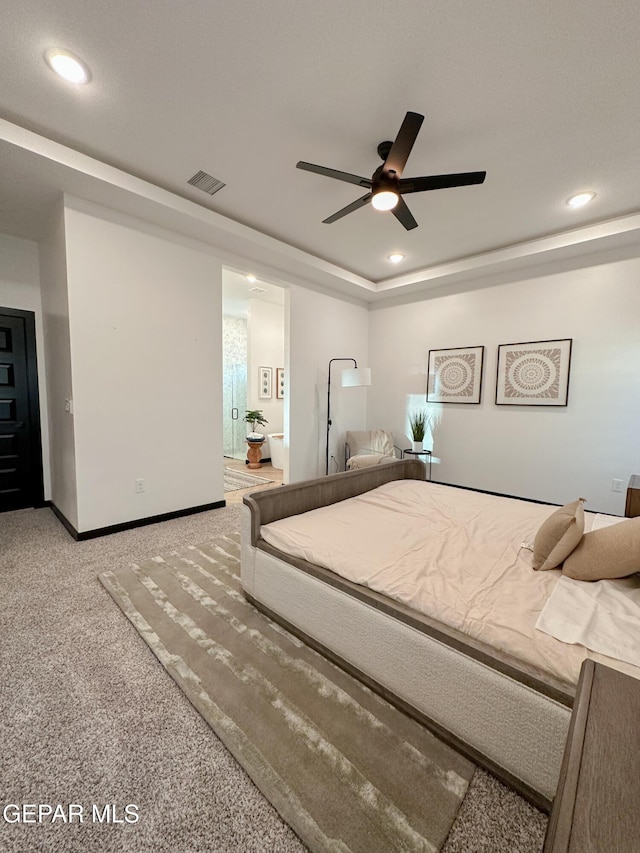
<box><xmin>240</xmin><ymin>460</ymin><xmax>639</xmax><ymax>809</ymax></box>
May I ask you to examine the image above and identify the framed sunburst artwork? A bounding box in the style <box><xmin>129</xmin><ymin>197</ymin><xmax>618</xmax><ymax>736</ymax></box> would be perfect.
<box><xmin>427</xmin><ymin>345</ymin><xmax>484</xmax><ymax>404</ymax></box>
<box><xmin>495</xmin><ymin>339</ymin><xmax>572</xmax><ymax>406</ymax></box>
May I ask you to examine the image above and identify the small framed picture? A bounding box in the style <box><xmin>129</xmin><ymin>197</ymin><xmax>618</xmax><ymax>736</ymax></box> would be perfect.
<box><xmin>276</xmin><ymin>367</ymin><xmax>285</xmax><ymax>399</ymax></box>
<box><xmin>259</xmin><ymin>366</ymin><xmax>272</xmax><ymax>399</ymax></box>
<box><xmin>427</xmin><ymin>345</ymin><xmax>484</xmax><ymax>404</ymax></box>
<box><xmin>495</xmin><ymin>339</ymin><xmax>572</xmax><ymax>406</ymax></box>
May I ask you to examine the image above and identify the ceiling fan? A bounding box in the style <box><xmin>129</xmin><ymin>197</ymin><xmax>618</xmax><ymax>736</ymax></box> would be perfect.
<box><xmin>296</xmin><ymin>112</ymin><xmax>486</xmax><ymax>231</ymax></box>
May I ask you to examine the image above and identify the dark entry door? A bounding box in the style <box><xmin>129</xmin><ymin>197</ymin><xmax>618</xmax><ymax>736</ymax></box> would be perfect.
<box><xmin>0</xmin><ymin>308</ymin><xmax>44</xmax><ymax>512</ymax></box>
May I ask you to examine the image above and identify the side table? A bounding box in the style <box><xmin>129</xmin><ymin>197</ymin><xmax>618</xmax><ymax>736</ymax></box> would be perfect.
<box><xmin>625</xmin><ymin>474</ymin><xmax>640</xmax><ymax>517</ymax></box>
<box><xmin>246</xmin><ymin>438</ymin><xmax>265</xmax><ymax>470</ymax></box>
<box><xmin>402</xmin><ymin>449</ymin><xmax>432</xmax><ymax>481</ymax></box>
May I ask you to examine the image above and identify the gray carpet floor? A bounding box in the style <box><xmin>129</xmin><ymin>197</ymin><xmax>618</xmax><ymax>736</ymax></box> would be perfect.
<box><xmin>0</xmin><ymin>504</ymin><xmax>547</xmax><ymax>852</ymax></box>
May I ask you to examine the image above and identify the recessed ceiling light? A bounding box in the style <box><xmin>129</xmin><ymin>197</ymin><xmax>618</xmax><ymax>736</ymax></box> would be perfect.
<box><xmin>388</xmin><ymin>253</ymin><xmax>405</xmax><ymax>264</ymax></box>
<box><xmin>44</xmin><ymin>48</ymin><xmax>91</xmax><ymax>84</ymax></box>
<box><xmin>246</xmin><ymin>274</ymin><xmax>257</xmax><ymax>283</ymax></box>
<box><xmin>566</xmin><ymin>191</ymin><xmax>596</xmax><ymax>209</ymax></box>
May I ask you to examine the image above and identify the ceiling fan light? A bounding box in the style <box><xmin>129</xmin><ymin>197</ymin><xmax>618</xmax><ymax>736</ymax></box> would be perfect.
<box><xmin>372</xmin><ymin>190</ymin><xmax>399</xmax><ymax>211</ymax></box>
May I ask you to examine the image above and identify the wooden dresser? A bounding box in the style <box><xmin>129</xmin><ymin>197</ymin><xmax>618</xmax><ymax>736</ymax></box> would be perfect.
<box><xmin>544</xmin><ymin>660</ymin><xmax>640</xmax><ymax>852</ymax></box>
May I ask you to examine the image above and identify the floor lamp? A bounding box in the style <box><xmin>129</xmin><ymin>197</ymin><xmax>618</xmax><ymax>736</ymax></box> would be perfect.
<box><xmin>326</xmin><ymin>358</ymin><xmax>372</xmax><ymax>475</ymax></box>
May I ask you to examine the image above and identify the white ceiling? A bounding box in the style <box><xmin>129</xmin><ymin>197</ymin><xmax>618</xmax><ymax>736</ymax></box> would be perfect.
<box><xmin>1</xmin><ymin>0</ymin><xmax>639</xmax><ymax>299</ymax></box>
<box><xmin>223</xmin><ymin>269</ymin><xmax>285</xmax><ymax>319</ymax></box>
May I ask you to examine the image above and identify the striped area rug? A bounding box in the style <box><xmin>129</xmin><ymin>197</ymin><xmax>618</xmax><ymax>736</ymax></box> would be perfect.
<box><xmin>99</xmin><ymin>534</ymin><xmax>474</xmax><ymax>852</ymax></box>
<box><xmin>223</xmin><ymin>467</ymin><xmax>274</xmax><ymax>492</ymax></box>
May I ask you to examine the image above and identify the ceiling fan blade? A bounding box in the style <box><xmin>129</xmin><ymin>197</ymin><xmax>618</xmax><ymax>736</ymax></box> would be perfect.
<box><xmin>391</xmin><ymin>197</ymin><xmax>418</xmax><ymax>230</ymax></box>
<box><xmin>297</xmin><ymin>161</ymin><xmax>372</xmax><ymax>188</ymax></box>
<box><xmin>323</xmin><ymin>193</ymin><xmax>372</xmax><ymax>224</ymax></box>
<box><xmin>383</xmin><ymin>112</ymin><xmax>425</xmax><ymax>178</ymax></box>
<box><xmin>400</xmin><ymin>171</ymin><xmax>486</xmax><ymax>194</ymax></box>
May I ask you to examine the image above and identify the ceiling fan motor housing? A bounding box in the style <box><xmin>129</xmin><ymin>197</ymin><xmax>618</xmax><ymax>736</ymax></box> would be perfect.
<box><xmin>372</xmin><ymin>169</ymin><xmax>399</xmax><ymax>198</ymax></box>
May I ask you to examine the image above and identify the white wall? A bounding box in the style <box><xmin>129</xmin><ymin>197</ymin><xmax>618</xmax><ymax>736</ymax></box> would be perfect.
<box><xmin>40</xmin><ymin>205</ymin><xmax>78</xmax><ymax>523</ymax></box>
<box><xmin>368</xmin><ymin>256</ymin><xmax>640</xmax><ymax>514</ymax></box>
<box><xmin>63</xmin><ymin>197</ymin><xmax>224</xmax><ymax>532</ymax></box>
<box><xmin>247</xmin><ymin>298</ymin><xmax>285</xmax><ymax>458</ymax></box>
<box><xmin>0</xmin><ymin>232</ymin><xmax>52</xmax><ymax>500</ymax></box>
<box><xmin>11</xmin><ymin>191</ymin><xmax>637</xmax><ymax>526</ymax></box>
<box><xmin>288</xmin><ymin>285</ymin><xmax>369</xmax><ymax>483</ymax></box>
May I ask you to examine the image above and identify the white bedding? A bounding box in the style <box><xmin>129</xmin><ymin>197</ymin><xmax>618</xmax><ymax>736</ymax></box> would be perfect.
<box><xmin>535</xmin><ymin>514</ymin><xmax>640</xmax><ymax>666</ymax></box>
<box><xmin>260</xmin><ymin>480</ymin><xmax>640</xmax><ymax>686</ymax></box>
<box><xmin>536</xmin><ymin>575</ymin><xmax>640</xmax><ymax>668</ymax></box>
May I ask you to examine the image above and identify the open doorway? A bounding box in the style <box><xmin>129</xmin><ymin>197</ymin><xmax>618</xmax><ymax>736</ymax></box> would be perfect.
<box><xmin>222</xmin><ymin>269</ymin><xmax>286</xmax><ymax>483</ymax></box>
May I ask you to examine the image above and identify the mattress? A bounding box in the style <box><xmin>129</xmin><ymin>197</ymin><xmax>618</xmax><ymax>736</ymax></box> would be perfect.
<box><xmin>260</xmin><ymin>480</ymin><xmax>639</xmax><ymax>686</ymax></box>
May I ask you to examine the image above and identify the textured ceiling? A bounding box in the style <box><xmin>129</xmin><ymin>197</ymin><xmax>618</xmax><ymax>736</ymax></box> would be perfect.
<box><xmin>1</xmin><ymin>0</ymin><xmax>639</xmax><ymax>285</ymax></box>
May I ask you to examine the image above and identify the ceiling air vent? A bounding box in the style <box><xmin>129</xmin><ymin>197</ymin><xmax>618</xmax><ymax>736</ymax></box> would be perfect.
<box><xmin>187</xmin><ymin>170</ymin><xmax>226</xmax><ymax>196</ymax></box>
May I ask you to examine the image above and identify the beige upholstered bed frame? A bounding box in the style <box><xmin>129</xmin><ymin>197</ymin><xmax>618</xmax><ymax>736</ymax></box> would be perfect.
<box><xmin>241</xmin><ymin>460</ymin><xmax>574</xmax><ymax>810</ymax></box>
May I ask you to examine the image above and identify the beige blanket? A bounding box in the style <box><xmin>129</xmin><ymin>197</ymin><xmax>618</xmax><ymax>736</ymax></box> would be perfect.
<box><xmin>261</xmin><ymin>480</ymin><xmax>639</xmax><ymax>686</ymax></box>
<box><xmin>347</xmin><ymin>454</ymin><xmax>396</xmax><ymax>470</ymax></box>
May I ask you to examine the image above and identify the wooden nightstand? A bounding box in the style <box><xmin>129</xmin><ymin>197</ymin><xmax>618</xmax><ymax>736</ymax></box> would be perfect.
<box><xmin>625</xmin><ymin>474</ymin><xmax>640</xmax><ymax>518</ymax></box>
<box><xmin>544</xmin><ymin>660</ymin><xmax>640</xmax><ymax>852</ymax></box>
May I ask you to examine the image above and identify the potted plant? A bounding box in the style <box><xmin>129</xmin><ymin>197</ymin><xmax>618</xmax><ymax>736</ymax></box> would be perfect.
<box><xmin>244</xmin><ymin>410</ymin><xmax>268</xmax><ymax>443</ymax></box>
<box><xmin>408</xmin><ymin>410</ymin><xmax>427</xmax><ymax>452</ymax></box>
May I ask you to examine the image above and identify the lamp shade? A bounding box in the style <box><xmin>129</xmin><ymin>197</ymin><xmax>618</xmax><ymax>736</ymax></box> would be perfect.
<box><xmin>341</xmin><ymin>367</ymin><xmax>371</xmax><ymax>387</ymax></box>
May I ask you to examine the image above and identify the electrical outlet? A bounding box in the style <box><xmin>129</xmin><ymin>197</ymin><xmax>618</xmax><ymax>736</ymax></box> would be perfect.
<box><xmin>612</xmin><ymin>478</ymin><xmax>624</xmax><ymax>493</ymax></box>
<box><xmin>135</xmin><ymin>478</ymin><xmax>145</xmax><ymax>493</ymax></box>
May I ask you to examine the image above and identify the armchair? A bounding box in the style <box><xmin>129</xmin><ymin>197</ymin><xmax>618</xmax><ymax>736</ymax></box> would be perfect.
<box><xmin>345</xmin><ymin>430</ymin><xmax>401</xmax><ymax>471</ymax></box>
